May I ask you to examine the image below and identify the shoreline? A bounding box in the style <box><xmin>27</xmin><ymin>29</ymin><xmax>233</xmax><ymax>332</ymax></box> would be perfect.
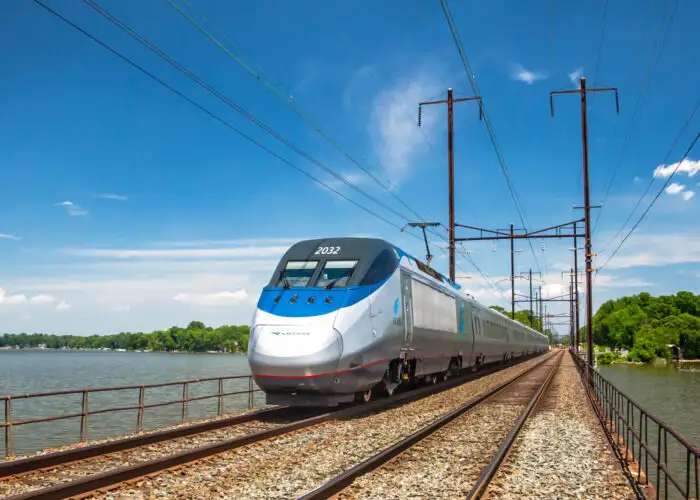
<box><xmin>0</xmin><ymin>348</ymin><xmax>246</xmax><ymax>355</ymax></box>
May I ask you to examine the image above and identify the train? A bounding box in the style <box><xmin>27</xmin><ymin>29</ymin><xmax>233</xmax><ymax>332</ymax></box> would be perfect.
<box><xmin>247</xmin><ymin>237</ymin><xmax>549</xmax><ymax>406</ymax></box>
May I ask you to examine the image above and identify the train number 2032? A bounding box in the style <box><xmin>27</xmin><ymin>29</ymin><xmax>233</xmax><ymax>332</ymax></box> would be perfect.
<box><xmin>314</xmin><ymin>246</ymin><xmax>341</xmax><ymax>255</ymax></box>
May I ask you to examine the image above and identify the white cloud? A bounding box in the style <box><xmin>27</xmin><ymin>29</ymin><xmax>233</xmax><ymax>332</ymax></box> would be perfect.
<box><xmin>602</xmin><ymin>231</ymin><xmax>700</xmax><ymax>269</ymax></box>
<box><xmin>568</xmin><ymin>68</ymin><xmax>583</xmax><ymax>85</ymax></box>
<box><xmin>370</xmin><ymin>76</ymin><xmax>441</xmax><ymax>182</ymax></box>
<box><xmin>56</xmin><ymin>200</ymin><xmax>88</xmax><ymax>216</ymax></box>
<box><xmin>511</xmin><ymin>65</ymin><xmax>547</xmax><ymax>85</ymax></box>
<box><xmin>95</xmin><ymin>193</ymin><xmax>128</xmax><ymax>201</ymax></box>
<box><xmin>62</xmin><ymin>245</ymin><xmax>289</xmax><ymax>259</ymax></box>
<box><xmin>317</xmin><ymin>171</ymin><xmax>370</xmax><ymax>194</ymax></box>
<box><xmin>665</xmin><ymin>182</ymin><xmax>685</xmax><ymax>195</ymax></box>
<box><xmin>633</xmin><ymin>176</ymin><xmax>642</xmax><ymax>182</ymax></box>
<box><xmin>110</xmin><ymin>304</ymin><xmax>131</xmax><ymax>312</ymax></box>
<box><xmin>30</xmin><ymin>294</ymin><xmax>56</xmax><ymax>304</ymax></box>
<box><xmin>682</xmin><ymin>190</ymin><xmax>695</xmax><ymax>201</ymax></box>
<box><xmin>173</xmin><ymin>290</ymin><xmax>249</xmax><ymax>307</ymax></box>
<box><xmin>55</xmin><ymin>300</ymin><xmax>70</xmax><ymax>311</ymax></box>
<box><xmin>0</xmin><ymin>288</ymin><xmax>27</xmax><ymax>305</ymax></box>
<box><xmin>0</xmin><ymin>234</ymin><xmax>20</xmax><ymax>240</ymax></box>
<box><xmin>653</xmin><ymin>159</ymin><xmax>700</xmax><ymax>179</ymax></box>
<box><xmin>155</xmin><ymin>237</ymin><xmax>302</xmax><ymax>248</ymax></box>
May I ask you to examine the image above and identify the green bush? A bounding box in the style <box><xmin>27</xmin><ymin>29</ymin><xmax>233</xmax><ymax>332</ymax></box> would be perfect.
<box><xmin>597</xmin><ymin>352</ymin><xmax>616</xmax><ymax>365</ymax></box>
<box><xmin>628</xmin><ymin>340</ymin><xmax>656</xmax><ymax>363</ymax></box>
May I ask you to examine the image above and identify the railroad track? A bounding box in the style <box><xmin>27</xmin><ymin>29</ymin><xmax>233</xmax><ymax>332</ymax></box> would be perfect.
<box><xmin>0</xmin><ymin>352</ymin><xmax>549</xmax><ymax>500</ymax></box>
<box><xmin>299</xmin><ymin>350</ymin><xmax>564</xmax><ymax>500</ymax></box>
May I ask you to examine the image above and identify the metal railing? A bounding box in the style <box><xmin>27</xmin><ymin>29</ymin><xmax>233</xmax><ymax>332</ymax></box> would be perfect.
<box><xmin>2</xmin><ymin>374</ymin><xmax>262</xmax><ymax>459</ymax></box>
<box><xmin>571</xmin><ymin>349</ymin><xmax>699</xmax><ymax>500</ymax></box>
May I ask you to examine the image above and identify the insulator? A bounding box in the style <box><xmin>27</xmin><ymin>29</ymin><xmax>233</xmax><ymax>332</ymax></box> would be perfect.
<box><xmin>418</xmin><ymin>105</ymin><xmax>422</xmax><ymax>127</ymax></box>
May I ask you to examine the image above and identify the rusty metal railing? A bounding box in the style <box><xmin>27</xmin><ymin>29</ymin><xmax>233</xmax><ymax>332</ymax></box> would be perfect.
<box><xmin>571</xmin><ymin>349</ymin><xmax>699</xmax><ymax>500</ymax></box>
<box><xmin>1</xmin><ymin>374</ymin><xmax>262</xmax><ymax>459</ymax></box>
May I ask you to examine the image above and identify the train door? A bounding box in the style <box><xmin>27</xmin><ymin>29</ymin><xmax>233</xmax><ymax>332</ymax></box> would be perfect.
<box><xmin>461</xmin><ymin>301</ymin><xmax>476</xmax><ymax>366</ymax></box>
<box><xmin>400</xmin><ymin>271</ymin><xmax>413</xmax><ymax>346</ymax></box>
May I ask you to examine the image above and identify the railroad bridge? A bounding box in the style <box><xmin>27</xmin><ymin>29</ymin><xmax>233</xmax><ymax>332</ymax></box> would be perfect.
<box><xmin>1</xmin><ymin>348</ymin><xmax>697</xmax><ymax>499</ymax></box>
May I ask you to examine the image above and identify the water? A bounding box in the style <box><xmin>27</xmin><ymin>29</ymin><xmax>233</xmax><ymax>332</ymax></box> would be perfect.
<box><xmin>0</xmin><ymin>351</ymin><xmax>263</xmax><ymax>458</ymax></box>
<box><xmin>598</xmin><ymin>362</ymin><xmax>700</xmax><ymax>498</ymax></box>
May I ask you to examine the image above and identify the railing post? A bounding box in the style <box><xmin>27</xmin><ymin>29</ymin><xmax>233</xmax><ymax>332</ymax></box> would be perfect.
<box><xmin>217</xmin><ymin>378</ymin><xmax>224</xmax><ymax>416</ymax></box>
<box><xmin>248</xmin><ymin>376</ymin><xmax>253</xmax><ymax>410</ymax></box>
<box><xmin>181</xmin><ymin>382</ymin><xmax>188</xmax><ymax>424</ymax></box>
<box><xmin>137</xmin><ymin>385</ymin><xmax>145</xmax><ymax>433</ymax></box>
<box><xmin>79</xmin><ymin>390</ymin><xmax>89</xmax><ymax>443</ymax></box>
<box><xmin>4</xmin><ymin>397</ymin><xmax>13</xmax><ymax>459</ymax></box>
<box><xmin>657</xmin><ymin>426</ymin><xmax>662</xmax><ymax>500</ymax></box>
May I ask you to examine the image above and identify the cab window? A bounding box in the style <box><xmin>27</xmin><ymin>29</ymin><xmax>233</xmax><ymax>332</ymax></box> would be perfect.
<box><xmin>276</xmin><ymin>261</ymin><xmax>318</xmax><ymax>288</ymax></box>
<box><xmin>360</xmin><ymin>249</ymin><xmax>398</xmax><ymax>285</ymax></box>
<box><xmin>315</xmin><ymin>260</ymin><xmax>358</xmax><ymax>289</ymax></box>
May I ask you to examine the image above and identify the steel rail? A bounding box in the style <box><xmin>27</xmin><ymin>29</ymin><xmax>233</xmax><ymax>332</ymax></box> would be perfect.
<box><xmin>3</xmin><ymin>353</ymin><xmax>549</xmax><ymax>500</ymax></box>
<box><xmin>0</xmin><ymin>404</ymin><xmax>295</xmax><ymax>478</ymax></box>
<box><xmin>465</xmin><ymin>351</ymin><xmax>563</xmax><ymax>499</ymax></box>
<box><xmin>297</xmin><ymin>350</ymin><xmax>561</xmax><ymax>500</ymax></box>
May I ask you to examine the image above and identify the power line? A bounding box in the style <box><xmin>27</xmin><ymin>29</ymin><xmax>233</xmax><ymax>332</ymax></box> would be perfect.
<box><xmin>79</xmin><ymin>0</ymin><xmax>418</xmax><ymax>228</ymax></box>
<box><xmin>597</xmin><ymin>131</ymin><xmax>699</xmax><ymax>272</ymax></box>
<box><xmin>592</xmin><ymin>0</ymin><xmax>609</xmax><ymax>87</ymax></box>
<box><xmin>32</xmin><ymin>0</ymin><xmax>409</xmax><ymax>234</ymax></box>
<box><xmin>38</xmin><ymin>0</ymin><xmax>511</xmax><ymax>310</ymax></box>
<box><xmin>592</xmin><ymin>0</ymin><xmax>677</xmax><ymax>235</ymax></box>
<box><xmin>438</xmin><ymin>0</ymin><xmax>547</xmax><ymax>280</ymax></box>
<box><xmin>597</xmin><ymin>96</ymin><xmax>699</xmax><ymax>259</ymax></box>
<box><xmin>164</xmin><ymin>0</ymin><xmax>431</xmax><ymax>224</ymax></box>
<box><xmin>166</xmin><ymin>0</ymin><xmax>511</xmax><ymax>301</ymax></box>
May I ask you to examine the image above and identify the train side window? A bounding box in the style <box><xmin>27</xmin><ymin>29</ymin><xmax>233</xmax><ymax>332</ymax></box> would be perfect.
<box><xmin>360</xmin><ymin>249</ymin><xmax>399</xmax><ymax>285</ymax></box>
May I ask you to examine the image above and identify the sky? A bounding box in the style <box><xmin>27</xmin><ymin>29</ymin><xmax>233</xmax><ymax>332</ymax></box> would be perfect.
<box><xmin>0</xmin><ymin>0</ymin><xmax>698</xmax><ymax>337</ymax></box>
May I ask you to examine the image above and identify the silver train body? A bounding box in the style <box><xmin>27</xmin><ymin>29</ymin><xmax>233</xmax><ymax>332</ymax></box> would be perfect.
<box><xmin>248</xmin><ymin>237</ymin><xmax>549</xmax><ymax>406</ymax></box>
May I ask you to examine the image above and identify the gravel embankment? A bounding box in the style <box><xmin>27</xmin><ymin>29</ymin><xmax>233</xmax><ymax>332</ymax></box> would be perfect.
<box><xmin>337</xmin><ymin>354</ymin><xmax>561</xmax><ymax>499</ymax></box>
<box><xmin>0</xmin><ymin>409</ymin><xmax>294</xmax><ymax>498</ymax></box>
<box><xmin>486</xmin><ymin>351</ymin><xmax>637</xmax><ymax>499</ymax></box>
<box><xmin>88</xmin><ymin>353</ymin><xmax>554</xmax><ymax>499</ymax></box>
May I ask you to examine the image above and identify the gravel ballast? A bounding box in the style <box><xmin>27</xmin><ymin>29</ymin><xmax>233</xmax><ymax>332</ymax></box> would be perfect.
<box><xmin>0</xmin><ymin>409</ymin><xmax>299</xmax><ymax>497</ymax></box>
<box><xmin>86</xmin><ymin>353</ymin><xmax>554</xmax><ymax>499</ymax></box>
<box><xmin>337</xmin><ymin>354</ymin><xmax>562</xmax><ymax>499</ymax></box>
<box><xmin>486</xmin><ymin>351</ymin><xmax>637</xmax><ymax>499</ymax></box>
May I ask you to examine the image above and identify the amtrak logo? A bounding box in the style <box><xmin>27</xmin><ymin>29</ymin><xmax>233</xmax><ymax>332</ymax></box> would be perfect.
<box><xmin>392</xmin><ymin>297</ymin><xmax>402</xmax><ymax>325</ymax></box>
<box><xmin>270</xmin><ymin>331</ymin><xmax>310</xmax><ymax>336</ymax></box>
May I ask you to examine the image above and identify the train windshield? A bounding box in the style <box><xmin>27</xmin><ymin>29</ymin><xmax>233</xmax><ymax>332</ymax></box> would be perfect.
<box><xmin>315</xmin><ymin>260</ymin><xmax>358</xmax><ymax>289</ymax></box>
<box><xmin>276</xmin><ymin>260</ymin><xmax>318</xmax><ymax>288</ymax></box>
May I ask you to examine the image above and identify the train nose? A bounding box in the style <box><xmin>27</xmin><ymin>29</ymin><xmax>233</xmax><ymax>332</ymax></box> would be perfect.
<box><xmin>248</xmin><ymin>325</ymin><xmax>343</xmax><ymax>382</ymax></box>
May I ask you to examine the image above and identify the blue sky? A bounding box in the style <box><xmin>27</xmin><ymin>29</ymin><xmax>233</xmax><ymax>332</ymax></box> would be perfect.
<box><xmin>0</xmin><ymin>0</ymin><xmax>698</xmax><ymax>336</ymax></box>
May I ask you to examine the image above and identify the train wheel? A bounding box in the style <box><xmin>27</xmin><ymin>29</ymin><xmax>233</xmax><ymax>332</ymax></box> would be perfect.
<box><xmin>355</xmin><ymin>388</ymin><xmax>373</xmax><ymax>403</ymax></box>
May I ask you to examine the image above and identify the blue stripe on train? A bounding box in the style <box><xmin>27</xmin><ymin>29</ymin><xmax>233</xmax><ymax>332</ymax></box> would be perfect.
<box><xmin>256</xmin><ymin>280</ymin><xmax>386</xmax><ymax>318</ymax></box>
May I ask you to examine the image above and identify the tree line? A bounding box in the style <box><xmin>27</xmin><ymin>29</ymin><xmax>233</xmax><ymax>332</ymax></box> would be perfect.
<box><xmin>488</xmin><ymin>306</ymin><xmax>554</xmax><ymax>343</ymax></box>
<box><xmin>0</xmin><ymin>321</ymin><xmax>251</xmax><ymax>354</ymax></box>
<box><xmin>591</xmin><ymin>291</ymin><xmax>700</xmax><ymax>362</ymax></box>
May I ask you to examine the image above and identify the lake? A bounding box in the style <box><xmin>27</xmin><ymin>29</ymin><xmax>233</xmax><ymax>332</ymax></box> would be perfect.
<box><xmin>598</xmin><ymin>362</ymin><xmax>700</xmax><ymax>498</ymax></box>
<box><xmin>0</xmin><ymin>350</ymin><xmax>263</xmax><ymax>458</ymax></box>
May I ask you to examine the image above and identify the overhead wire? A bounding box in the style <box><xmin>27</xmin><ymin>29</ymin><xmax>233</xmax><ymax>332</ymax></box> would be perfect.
<box><xmin>37</xmin><ymin>0</ymin><xmax>511</xmax><ymax>309</ymax></box>
<box><xmin>39</xmin><ymin>0</ymin><xmax>516</xmax><ymax>308</ymax></box>
<box><xmin>596</xmin><ymin>96</ymin><xmax>700</xmax><ymax>261</ymax></box>
<box><xmin>77</xmin><ymin>0</ymin><xmax>443</xmax><ymax>241</ymax></box>
<box><xmin>592</xmin><ymin>0</ymin><xmax>609</xmax><ymax>87</ymax></box>
<box><xmin>164</xmin><ymin>0</ymin><xmax>430</xmax><ymax>223</ymax></box>
<box><xmin>166</xmin><ymin>0</ymin><xmax>513</xmax><ymax>301</ymax></box>
<box><xmin>168</xmin><ymin>0</ymin><xmax>508</xmax><ymax>295</ymax></box>
<box><xmin>32</xmin><ymin>0</ymin><xmax>408</xmax><ymax>234</ymax></box>
<box><xmin>592</xmin><ymin>0</ymin><xmax>677</xmax><ymax>235</ymax></box>
<box><xmin>438</xmin><ymin>0</ymin><xmax>548</xmax><ymax>280</ymax></box>
<box><xmin>597</xmin><ymin>131</ymin><xmax>699</xmax><ymax>273</ymax></box>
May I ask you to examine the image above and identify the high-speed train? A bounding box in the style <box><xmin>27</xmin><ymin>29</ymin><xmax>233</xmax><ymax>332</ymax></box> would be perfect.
<box><xmin>248</xmin><ymin>237</ymin><xmax>549</xmax><ymax>406</ymax></box>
